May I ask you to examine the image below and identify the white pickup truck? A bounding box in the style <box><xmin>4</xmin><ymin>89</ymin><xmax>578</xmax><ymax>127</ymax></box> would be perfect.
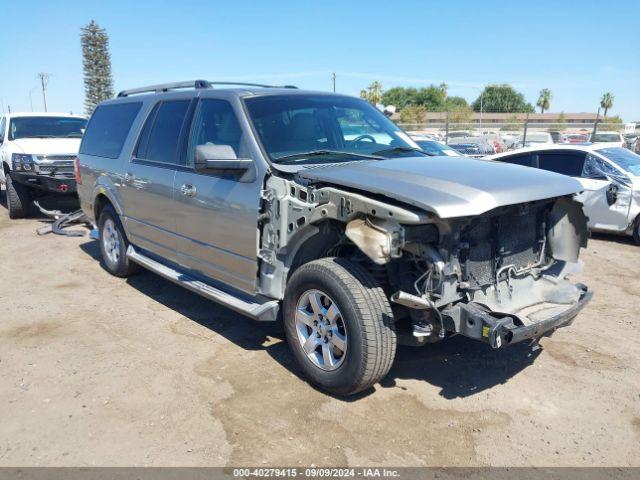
<box><xmin>0</xmin><ymin>112</ymin><xmax>86</xmax><ymax>218</ymax></box>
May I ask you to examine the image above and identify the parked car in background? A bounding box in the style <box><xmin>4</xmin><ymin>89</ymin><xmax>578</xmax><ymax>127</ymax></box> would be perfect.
<box><xmin>489</xmin><ymin>144</ymin><xmax>640</xmax><ymax>243</ymax></box>
<box><xmin>521</xmin><ymin>132</ymin><xmax>554</xmax><ymax>147</ymax></box>
<box><xmin>76</xmin><ymin>81</ymin><xmax>591</xmax><ymax>395</ymax></box>
<box><xmin>0</xmin><ymin>112</ymin><xmax>87</xmax><ymax>218</ymax></box>
<box><xmin>590</xmin><ymin>131</ymin><xmax>625</xmax><ymax>148</ymax></box>
<box><xmin>550</xmin><ymin>131</ymin><xmax>567</xmax><ymax>143</ymax></box>
<box><xmin>447</xmin><ymin>136</ymin><xmax>495</xmax><ymax>157</ymax></box>
<box><xmin>411</xmin><ymin>137</ymin><xmax>463</xmax><ymax>156</ymax></box>
<box><xmin>564</xmin><ymin>133</ymin><xmax>589</xmax><ymax>144</ymax></box>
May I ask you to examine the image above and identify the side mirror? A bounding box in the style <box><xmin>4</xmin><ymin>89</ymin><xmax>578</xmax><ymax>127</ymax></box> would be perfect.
<box><xmin>194</xmin><ymin>144</ymin><xmax>255</xmax><ymax>182</ymax></box>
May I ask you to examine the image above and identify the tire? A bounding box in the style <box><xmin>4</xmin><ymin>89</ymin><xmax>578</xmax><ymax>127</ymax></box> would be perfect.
<box><xmin>283</xmin><ymin>258</ymin><xmax>396</xmax><ymax>396</ymax></box>
<box><xmin>98</xmin><ymin>205</ymin><xmax>139</xmax><ymax>277</ymax></box>
<box><xmin>633</xmin><ymin>215</ymin><xmax>640</xmax><ymax>245</ymax></box>
<box><xmin>5</xmin><ymin>174</ymin><xmax>31</xmax><ymax>219</ymax></box>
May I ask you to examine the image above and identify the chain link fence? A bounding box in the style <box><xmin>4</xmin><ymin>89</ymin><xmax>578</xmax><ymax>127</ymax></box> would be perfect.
<box><xmin>398</xmin><ymin>121</ymin><xmax>638</xmax><ymax>154</ymax></box>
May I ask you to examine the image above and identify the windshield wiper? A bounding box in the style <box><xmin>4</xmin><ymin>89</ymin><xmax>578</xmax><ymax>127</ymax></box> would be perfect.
<box><xmin>276</xmin><ymin>150</ymin><xmax>383</xmax><ymax>164</ymax></box>
<box><xmin>373</xmin><ymin>146</ymin><xmax>429</xmax><ymax>156</ymax></box>
<box><xmin>65</xmin><ymin>133</ymin><xmax>83</xmax><ymax>138</ymax></box>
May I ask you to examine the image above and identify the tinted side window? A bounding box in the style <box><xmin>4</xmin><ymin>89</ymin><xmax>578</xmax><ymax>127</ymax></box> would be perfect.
<box><xmin>537</xmin><ymin>152</ymin><xmax>586</xmax><ymax>176</ymax></box>
<box><xmin>142</xmin><ymin>100</ymin><xmax>190</xmax><ymax>164</ymax></box>
<box><xmin>186</xmin><ymin>99</ymin><xmax>244</xmax><ymax>167</ymax></box>
<box><xmin>499</xmin><ymin>153</ymin><xmax>532</xmax><ymax>167</ymax></box>
<box><xmin>80</xmin><ymin>102</ymin><xmax>142</xmax><ymax>158</ymax></box>
<box><xmin>134</xmin><ymin>103</ymin><xmax>160</xmax><ymax>159</ymax></box>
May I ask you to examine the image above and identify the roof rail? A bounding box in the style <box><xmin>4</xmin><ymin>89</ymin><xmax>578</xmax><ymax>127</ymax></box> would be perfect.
<box><xmin>207</xmin><ymin>81</ymin><xmax>298</xmax><ymax>89</ymax></box>
<box><xmin>117</xmin><ymin>80</ymin><xmax>211</xmax><ymax>97</ymax></box>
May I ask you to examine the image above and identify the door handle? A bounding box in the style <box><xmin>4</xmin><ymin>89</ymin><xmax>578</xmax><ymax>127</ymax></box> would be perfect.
<box><xmin>180</xmin><ymin>183</ymin><xmax>197</xmax><ymax>197</ymax></box>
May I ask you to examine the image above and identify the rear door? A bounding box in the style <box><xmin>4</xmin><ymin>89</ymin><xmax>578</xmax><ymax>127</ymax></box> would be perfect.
<box><xmin>120</xmin><ymin>99</ymin><xmax>191</xmax><ymax>262</ymax></box>
<box><xmin>173</xmin><ymin>98</ymin><xmax>262</xmax><ymax>294</ymax></box>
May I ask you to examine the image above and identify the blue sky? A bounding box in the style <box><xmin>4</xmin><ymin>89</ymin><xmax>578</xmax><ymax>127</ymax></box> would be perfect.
<box><xmin>1</xmin><ymin>0</ymin><xmax>639</xmax><ymax>120</ymax></box>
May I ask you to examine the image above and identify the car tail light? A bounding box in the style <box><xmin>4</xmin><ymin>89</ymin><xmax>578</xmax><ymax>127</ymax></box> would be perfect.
<box><xmin>74</xmin><ymin>157</ymin><xmax>82</xmax><ymax>185</ymax></box>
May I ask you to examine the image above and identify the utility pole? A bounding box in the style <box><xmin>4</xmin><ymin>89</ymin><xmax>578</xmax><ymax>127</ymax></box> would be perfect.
<box><xmin>479</xmin><ymin>93</ymin><xmax>484</xmax><ymax>131</ymax></box>
<box><xmin>38</xmin><ymin>72</ymin><xmax>50</xmax><ymax>112</ymax></box>
<box><xmin>331</xmin><ymin>72</ymin><xmax>336</xmax><ymax>93</ymax></box>
<box><xmin>522</xmin><ymin>112</ymin><xmax>530</xmax><ymax>147</ymax></box>
<box><xmin>592</xmin><ymin>107</ymin><xmax>601</xmax><ymax>138</ymax></box>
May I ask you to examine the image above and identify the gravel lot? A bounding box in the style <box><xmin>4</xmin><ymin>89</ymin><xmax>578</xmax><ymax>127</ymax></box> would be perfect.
<box><xmin>0</xmin><ymin>193</ymin><xmax>639</xmax><ymax>467</ymax></box>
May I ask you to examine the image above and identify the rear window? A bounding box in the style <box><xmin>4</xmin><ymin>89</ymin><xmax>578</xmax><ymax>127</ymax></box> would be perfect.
<box><xmin>137</xmin><ymin>100</ymin><xmax>190</xmax><ymax>164</ymax></box>
<box><xmin>80</xmin><ymin>102</ymin><xmax>142</xmax><ymax>159</ymax></box>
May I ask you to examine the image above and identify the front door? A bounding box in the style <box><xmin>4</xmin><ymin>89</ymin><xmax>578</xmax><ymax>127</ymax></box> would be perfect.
<box><xmin>173</xmin><ymin>98</ymin><xmax>262</xmax><ymax>294</ymax></box>
<box><xmin>120</xmin><ymin>100</ymin><xmax>191</xmax><ymax>262</ymax></box>
<box><xmin>577</xmin><ymin>153</ymin><xmax>632</xmax><ymax>232</ymax></box>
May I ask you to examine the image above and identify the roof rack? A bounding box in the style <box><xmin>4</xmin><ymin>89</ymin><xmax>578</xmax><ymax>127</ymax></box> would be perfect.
<box><xmin>117</xmin><ymin>80</ymin><xmax>211</xmax><ymax>97</ymax></box>
<box><xmin>117</xmin><ymin>80</ymin><xmax>298</xmax><ymax>97</ymax></box>
<box><xmin>207</xmin><ymin>81</ymin><xmax>298</xmax><ymax>89</ymax></box>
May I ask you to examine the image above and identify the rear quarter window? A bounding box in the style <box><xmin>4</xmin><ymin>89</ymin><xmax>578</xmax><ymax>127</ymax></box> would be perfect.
<box><xmin>80</xmin><ymin>102</ymin><xmax>142</xmax><ymax>159</ymax></box>
<box><xmin>497</xmin><ymin>153</ymin><xmax>533</xmax><ymax>167</ymax></box>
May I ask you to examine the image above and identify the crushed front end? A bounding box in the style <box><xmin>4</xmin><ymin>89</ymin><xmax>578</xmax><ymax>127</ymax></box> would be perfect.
<box><xmin>390</xmin><ymin>196</ymin><xmax>591</xmax><ymax>348</ymax></box>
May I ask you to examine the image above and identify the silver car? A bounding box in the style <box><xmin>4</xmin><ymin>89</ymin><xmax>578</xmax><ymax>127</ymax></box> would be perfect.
<box><xmin>490</xmin><ymin>144</ymin><xmax>640</xmax><ymax>244</ymax></box>
<box><xmin>76</xmin><ymin>81</ymin><xmax>591</xmax><ymax>396</ymax></box>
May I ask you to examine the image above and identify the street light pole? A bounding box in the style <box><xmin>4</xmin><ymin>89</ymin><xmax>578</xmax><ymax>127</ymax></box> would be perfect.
<box><xmin>331</xmin><ymin>72</ymin><xmax>336</xmax><ymax>93</ymax></box>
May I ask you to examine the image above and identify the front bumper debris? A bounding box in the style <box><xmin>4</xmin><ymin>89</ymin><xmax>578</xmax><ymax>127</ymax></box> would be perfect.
<box><xmin>444</xmin><ymin>284</ymin><xmax>592</xmax><ymax>348</ymax></box>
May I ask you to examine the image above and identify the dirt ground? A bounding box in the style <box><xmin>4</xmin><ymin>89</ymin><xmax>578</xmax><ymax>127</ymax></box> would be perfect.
<box><xmin>0</xmin><ymin>192</ymin><xmax>639</xmax><ymax>467</ymax></box>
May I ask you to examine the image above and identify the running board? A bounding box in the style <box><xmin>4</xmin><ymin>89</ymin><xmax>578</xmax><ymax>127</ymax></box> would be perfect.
<box><xmin>126</xmin><ymin>246</ymin><xmax>279</xmax><ymax>321</ymax></box>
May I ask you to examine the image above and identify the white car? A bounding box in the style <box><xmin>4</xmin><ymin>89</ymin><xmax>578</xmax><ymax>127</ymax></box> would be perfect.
<box><xmin>489</xmin><ymin>144</ymin><xmax>640</xmax><ymax>243</ymax></box>
<box><xmin>590</xmin><ymin>131</ymin><xmax>625</xmax><ymax>148</ymax></box>
<box><xmin>0</xmin><ymin>112</ymin><xmax>86</xmax><ymax>218</ymax></box>
<box><xmin>520</xmin><ymin>132</ymin><xmax>554</xmax><ymax>147</ymax></box>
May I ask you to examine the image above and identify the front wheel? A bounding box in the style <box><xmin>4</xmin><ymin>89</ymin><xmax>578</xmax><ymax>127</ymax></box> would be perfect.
<box><xmin>283</xmin><ymin>258</ymin><xmax>396</xmax><ymax>396</ymax></box>
<box><xmin>633</xmin><ymin>215</ymin><xmax>640</xmax><ymax>245</ymax></box>
<box><xmin>5</xmin><ymin>174</ymin><xmax>31</xmax><ymax>219</ymax></box>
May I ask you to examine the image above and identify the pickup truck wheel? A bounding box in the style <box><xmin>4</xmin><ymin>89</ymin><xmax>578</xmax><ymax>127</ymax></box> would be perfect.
<box><xmin>98</xmin><ymin>205</ymin><xmax>139</xmax><ymax>277</ymax></box>
<box><xmin>633</xmin><ymin>215</ymin><xmax>640</xmax><ymax>245</ymax></box>
<box><xmin>284</xmin><ymin>258</ymin><xmax>396</xmax><ymax>396</ymax></box>
<box><xmin>5</xmin><ymin>174</ymin><xmax>31</xmax><ymax>219</ymax></box>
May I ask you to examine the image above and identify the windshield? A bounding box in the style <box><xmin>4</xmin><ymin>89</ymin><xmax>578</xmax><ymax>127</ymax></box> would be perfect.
<box><xmin>596</xmin><ymin>147</ymin><xmax>640</xmax><ymax>176</ymax></box>
<box><xmin>8</xmin><ymin>116</ymin><xmax>86</xmax><ymax>140</ymax></box>
<box><xmin>244</xmin><ymin>94</ymin><xmax>420</xmax><ymax>164</ymax></box>
<box><xmin>592</xmin><ymin>133</ymin><xmax>621</xmax><ymax>142</ymax></box>
<box><xmin>415</xmin><ymin>140</ymin><xmax>461</xmax><ymax>156</ymax></box>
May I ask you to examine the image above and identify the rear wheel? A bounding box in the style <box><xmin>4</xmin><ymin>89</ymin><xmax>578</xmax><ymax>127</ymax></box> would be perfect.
<box><xmin>283</xmin><ymin>258</ymin><xmax>396</xmax><ymax>396</ymax></box>
<box><xmin>633</xmin><ymin>215</ymin><xmax>640</xmax><ymax>245</ymax></box>
<box><xmin>98</xmin><ymin>205</ymin><xmax>139</xmax><ymax>277</ymax></box>
<box><xmin>6</xmin><ymin>174</ymin><xmax>31</xmax><ymax>219</ymax></box>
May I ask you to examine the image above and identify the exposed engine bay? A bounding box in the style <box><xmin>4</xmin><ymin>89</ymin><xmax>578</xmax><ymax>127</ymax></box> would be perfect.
<box><xmin>258</xmin><ymin>173</ymin><xmax>591</xmax><ymax>349</ymax></box>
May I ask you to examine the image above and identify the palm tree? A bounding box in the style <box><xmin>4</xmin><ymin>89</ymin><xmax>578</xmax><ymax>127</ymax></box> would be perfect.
<box><xmin>359</xmin><ymin>89</ymin><xmax>368</xmax><ymax>100</ymax></box>
<box><xmin>367</xmin><ymin>81</ymin><xmax>383</xmax><ymax>105</ymax></box>
<box><xmin>536</xmin><ymin>88</ymin><xmax>552</xmax><ymax>114</ymax></box>
<box><xmin>600</xmin><ymin>92</ymin><xmax>614</xmax><ymax>118</ymax></box>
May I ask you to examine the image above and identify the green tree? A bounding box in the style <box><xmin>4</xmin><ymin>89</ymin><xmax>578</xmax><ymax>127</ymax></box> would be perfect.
<box><xmin>536</xmin><ymin>88</ymin><xmax>552</xmax><ymax>114</ymax></box>
<box><xmin>472</xmin><ymin>84</ymin><xmax>534</xmax><ymax>113</ymax></box>
<box><xmin>444</xmin><ymin>96</ymin><xmax>468</xmax><ymax>110</ymax></box>
<box><xmin>439</xmin><ymin>82</ymin><xmax>448</xmax><ymax>98</ymax></box>
<box><xmin>367</xmin><ymin>81</ymin><xmax>384</xmax><ymax>105</ymax></box>
<box><xmin>81</xmin><ymin>20</ymin><xmax>114</xmax><ymax>116</ymax></box>
<box><xmin>398</xmin><ymin>105</ymin><xmax>427</xmax><ymax>124</ymax></box>
<box><xmin>381</xmin><ymin>85</ymin><xmax>447</xmax><ymax>112</ymax></box>
<box><xmin>600</xmin><ymin>92</ymin><xmax>614</xmax><ymax>118</ymax></box>
<box><xmin>449</xmin><ymin>105</ymin><xmax>473</xmax><ymax>124</ymax></box>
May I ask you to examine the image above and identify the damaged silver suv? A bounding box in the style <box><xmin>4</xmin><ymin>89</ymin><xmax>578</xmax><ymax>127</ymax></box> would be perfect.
<box><xmin>77</xmin><ymin>81</ymin><xmax>591</xmax><ymax>395</ymax></box>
